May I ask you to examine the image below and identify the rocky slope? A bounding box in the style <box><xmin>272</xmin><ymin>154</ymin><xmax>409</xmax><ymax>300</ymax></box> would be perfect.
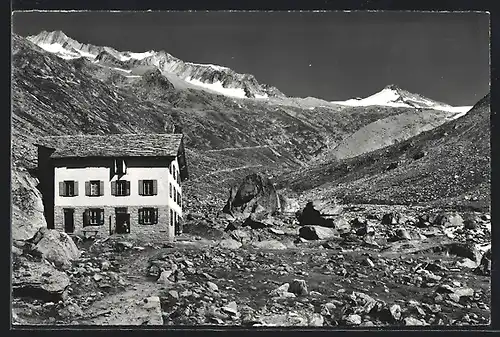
<box><xmin>280</xmin><ymin>93</ymin><xmax>490</xmax><ymax>211</ymax></box>
<box><xmin>12</xmin><ymin>205</ymin><xmax>491</xmax><ymax>326</ymax></box>
<box><xmin>328</xmin><ymin>108</ymin><xmax>459</xmax><ymax>160</ymax></box>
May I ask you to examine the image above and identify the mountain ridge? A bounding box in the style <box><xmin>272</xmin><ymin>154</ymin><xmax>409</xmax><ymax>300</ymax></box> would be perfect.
<box><xmin>26</xmin><ymin>30</ymin><xmax>285</xmax><ymax>99</ymax></box>
<box><xmin>26</xmin><ymin>30</ymin><xmax>475</xmax><ymax>114</ymax></box>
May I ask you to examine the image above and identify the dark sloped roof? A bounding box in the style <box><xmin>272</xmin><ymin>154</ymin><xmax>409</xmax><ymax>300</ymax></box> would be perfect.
<box><xmin>36</xmin><ymin>133</ymin><xmax>184</xmax><ymax>158</ymax></box>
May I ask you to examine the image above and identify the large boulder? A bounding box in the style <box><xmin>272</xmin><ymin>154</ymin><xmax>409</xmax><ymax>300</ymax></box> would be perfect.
<box><xmin>434</xmin><ymin>212</ymin><xmax>464</xmax><ymax>227</ymax></box>
<box><xmin>289</xmin><ymin>279</ymin><xmax>308</xmax><ymax>296</ymax></box>
<box><xmin>444</xmin><ymin>242</ymin><xmax>481</xmax><ymax>262</ymax></box>
<box><xmin>299</xmin><ymin>226</ymin><xmax>338</xmax><ymax>240</ymax></box>
<box><xmin>222</xmin><ymin>173</ymin><xmax>280</xmax><ymax>219</ymax></box>
<box><xmin>243</xmin><ymin>213</ymin><xmax>275</xmax><ymax>229</ymax></box>
<box><xmin>12</xmin><ymin>258</ymin><xmax>70</xmax><ymax>301</ymax></box>
<box><xmin>279</xmin><ymin>195</ymin><xmax>301</xmax><ymax>213</ymax></box>
<box><xmin>27</xmin><ymin>228</ymin><xmax>81</xmax><ymax>270</ymax></box>
<box><xmin>475</xmin><ymin>248</ymin><xmax>491</xmax><ymax>276</ymax></box>
<box><xmin>11</xmin><ymin>169</ymin><xmax>47</xmax><ymax>242</ymax></box>
<box><xmin>333</xmin><ymin>217</ymin><xmax>351</xmax><ymax>234</ymax></box>
<box><xmin>83</xmin><ymin>294</ymin><xmax>163</xmax><ymax>325</ymax></box>
<box><xmin>298</xmin><ymin>200</ymin><xmax>342</xmax><ymax>227</ymax></box>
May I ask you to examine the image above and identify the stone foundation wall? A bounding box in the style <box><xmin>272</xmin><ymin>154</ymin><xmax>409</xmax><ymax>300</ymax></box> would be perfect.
<box><xmin>54</xmin><ymin>205</ymin><xmax>175</xmax><ymax>240</ymax></box>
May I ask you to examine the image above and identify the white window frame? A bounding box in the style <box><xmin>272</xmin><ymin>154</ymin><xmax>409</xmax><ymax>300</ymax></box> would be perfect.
<box><xmin>90</xmin><ymin>180</ymin><xmax>100</xmax><ymax>196</ymax></box>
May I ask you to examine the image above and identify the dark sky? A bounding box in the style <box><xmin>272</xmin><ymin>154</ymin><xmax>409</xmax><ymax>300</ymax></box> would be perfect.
<box><xmin>12</xmin><ymin>11</ymin><xmax>490</xmax><ymax>105</ymax></box>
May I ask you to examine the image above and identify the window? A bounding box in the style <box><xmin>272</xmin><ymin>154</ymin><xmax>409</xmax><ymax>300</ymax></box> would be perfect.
<box><xmin>59</xmin><ymin>180</ymin><xmax>78</xmax><ymax>197</ymax></box>
<box><xmin>173</xmin><ymin>187</ymin><xmax>177</xmax><ymax>203</ymax></box>
<box><xmin>139</xmin><ymin>208</ymin><xmax>158</xmax><ymax>225</ymax></box>
<box><xmin>114</xmin><ymin>158</ymin><xmax>127</xmax><ymax>175</ymax></box>
<box><xmin>85</xmin><ymin>180</ymin><xmax>104</xmax><ymax>196</ymax></box>
<box><xmin>170</xmin><ymin>209</ymin><xmax>174</xmax><ymax>227</ymax></box>
<box><xmin>177</xmin><ymin>191</ymin><xmax>181</xmax><ymax>206</ymax></box>
<box><xmin>111</xmin><ymin>180</ymin><xmax>130</xmax><ymax>196</ymax></box>
<box><xmin>169</xmin><ymin>183</ymin><xmax>172</xmax><ymax>198</ymax></box>
<box><xmin>83</xmin><ymin>208</ymin><xmax>104</xmax><ymax>226</ymax></box>
<box><xmin>139</xmin><ymin>180</ymin><xmax>157</xmax><ymax>196</ymax></box>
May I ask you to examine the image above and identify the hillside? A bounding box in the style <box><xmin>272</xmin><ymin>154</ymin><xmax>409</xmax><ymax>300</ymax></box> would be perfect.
<box><xmin>328</xmin><ymin>108</ymin><xmax>460</xmax><ymax>160</ymax></box>
<box><xmin>279</xmin><ymin>93</ymin><xmax>490</xmax><ymax>211</ymax></box>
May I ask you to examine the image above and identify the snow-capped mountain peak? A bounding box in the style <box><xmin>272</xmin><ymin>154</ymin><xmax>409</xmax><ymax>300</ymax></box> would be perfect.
<box><xmin>332</xmin><ymin>84</ymin><xmax>472</xmax><ymax>116</ymax></box>
<box><xmin>25</xmin><ymin>30</ymin><xmax>285</xmax><ymax>99</ymax></box>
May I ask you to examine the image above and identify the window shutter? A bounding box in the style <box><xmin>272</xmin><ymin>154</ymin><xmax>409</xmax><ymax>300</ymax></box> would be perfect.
<box><xmin>74</xmin><ymin>181</ymin><xmax>79</xmax><ymax>196</ymax></box>
<box><xmin>99</xmin><ymin>181</ymin><xmax>104</xmax><ymax>196</ymax></box>
<box><xmin>152</xmin><ymin>180</ymin><xmax>158</xmax><ymax>195</ymax></box>
<box><xmin>123</xmin><ymin>160</ymin><xmax>127</xmax><ymax>174</ymax></box>
<box><xmin>111</xmin><ymin>181</ymin><xmax>116</xmax><ymax>196</ymax></box>
<box><xmin>126</xmin><ymin>181</ymin><xmax>131</xmax><ymax>196</ymax></box>
<box><xmin>154</xmin><ymin>208</ymin><xmax>158</xmax><ymax>224</ymax></box>
<box><xmin>138</xmin><ymin>180</ymin><xmax>143</xmax><ymax>196</ymax></box>
<box><xmin>99</xmin><ymin>209</ymin><xmax>105</xmax><ymax>225</ymax></box>
<box><xmin>138</xmin><ymin>208</ymin><xmax>143</xmax><ymax>224</ymax></box>
<box><xmin>83</xmin><ymin>209</ymin><xmax>89</xmax><ymax>227</ymax></box>
<box><xmin>59</xmin><ymin>182</ymin><xmax>65</xmax><ymax>196</ymax></box>
<box><xmin>85</xmin><ymin>181</ymin><xmax>90</xmax><ymax>196</ymax></box>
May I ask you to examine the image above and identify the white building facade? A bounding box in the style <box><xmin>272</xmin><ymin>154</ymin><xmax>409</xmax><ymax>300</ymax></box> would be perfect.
<box><xmin>36</xmin><ymin>134</ymin><xmax>188</xmax><ymax>240</ymax></box>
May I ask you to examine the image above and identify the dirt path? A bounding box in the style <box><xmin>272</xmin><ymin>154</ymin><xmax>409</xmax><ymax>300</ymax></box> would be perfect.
<box><xmin>190</xmin><ymin>165</ymin><xmax>263</xmax><ymax>182</ymax></box>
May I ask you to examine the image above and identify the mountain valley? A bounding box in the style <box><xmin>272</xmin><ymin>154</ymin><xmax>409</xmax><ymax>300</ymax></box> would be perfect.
<box><xmin>10</xmin><ymin>30</ymin><xmax>491</xmax><ymax>328</ymax></box>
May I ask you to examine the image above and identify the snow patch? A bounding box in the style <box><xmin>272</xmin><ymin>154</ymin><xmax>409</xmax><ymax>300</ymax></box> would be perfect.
<box><xmin>112</xmin><ymin>67</ymin><xmax>132</xmax><ymax>73</ymax></box>
<box><xmin>76</xmin><ymin>49</ymin><xmax>97</xmax><ymax>59</ymax></box>
<box><xmin>187</xmin><ymin>62</ymin><xmax>229</xmax><ymax>71</ymax></box>
<box><xmin>37</xmin><ymin>43</ymin><xmax>80</xmax><ymax>59</ymax></box>
<box><xmin>185</xmin><ymin>77</ymin><xmax>247</xmax><ymax>98</ymax></box>
<box><xmin>254</xmin><ymin>93</ymin><xmax>269</xmax><ymax>99</ymax></box>
<box><xmin>437</xmin><ymin>105</ymin><xmax>473</xmax><ymax>115</ymax></box>
<box><xmin>332</xmin><ymin>87</ymin><xmax>473</xmax><ymax>114</ymax></box>
<box><xmin>36</xmin><ymin>42</ymin><xmax>97</xmax><ymax>60</ymax></box>
<box><xmin>333</xmin><ymin>88</ymin><xmax>411</xmax><ymax>108</ymax></box>
<box><xmin>128</xmin><ymin>51</ymin><xmax>156</xmax><ymax>60</ymax></box>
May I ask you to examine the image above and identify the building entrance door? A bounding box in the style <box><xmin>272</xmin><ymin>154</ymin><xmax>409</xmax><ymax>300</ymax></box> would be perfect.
<box><xmin>115</xmin><ymin>208</ymin><xmax>130</xmax><ymax>234</ymax></box>
<box><xmin>63</xmin><ymin>208</ymin><xmax>74</xmax><ymax>233</ymax></box>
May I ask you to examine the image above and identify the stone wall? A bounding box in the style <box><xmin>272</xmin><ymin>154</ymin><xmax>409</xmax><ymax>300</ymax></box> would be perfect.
<box><xmin>54</xmin><ymin>205</ymin><xmax>175</xmax><ymax>240</ymax></box>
